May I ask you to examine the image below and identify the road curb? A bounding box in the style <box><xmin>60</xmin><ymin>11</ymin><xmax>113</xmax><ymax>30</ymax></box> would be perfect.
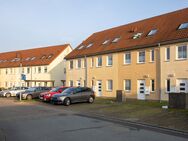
<box><xmin>75</xmin><ymin>112</ymin><xmax>188</xmax><ymax>139</ymax></box>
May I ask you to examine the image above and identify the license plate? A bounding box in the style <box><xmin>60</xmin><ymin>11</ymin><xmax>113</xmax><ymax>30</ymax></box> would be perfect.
<box><xmin>40</xmin><ymin>97</ymin><xmax>43</xmax><ymax>100</ymax></box>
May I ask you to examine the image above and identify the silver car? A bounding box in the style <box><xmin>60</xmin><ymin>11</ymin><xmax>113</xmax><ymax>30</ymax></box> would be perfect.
<box><xmin>0</xmin><ymin>87</ymin><xmax>28</xmax><ymax>97</ymax></box>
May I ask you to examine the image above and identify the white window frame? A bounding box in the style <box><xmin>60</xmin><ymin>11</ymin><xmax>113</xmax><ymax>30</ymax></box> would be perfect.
<box><xmin>69</xmin><ymin>80</ymin><xmax>73</xmax><ymax>87</ymax></box>
<box><xmin>96</xmin><ymin>56</ymin><xmax>102</xmax><ymax>67</ymax></box>
<box><xmin>76</xmin><ymin>59</ymin><xmax>81</xmax><ymax>69</ymax></box>
<box><xmin>176</xmin><ymin>45</ymin><xmax>187</xmax><ymax>60</ymax></box>
<box><xmin>106</xmin><ymin>55</ymin><xmax>113</xmax><ymax>66</ymax></box>
<box><xmin>138</xmin><ymin>50</ymin><xmax>145</xmax><ymax>63</ymax></box>
<box><xmin>106</xmin><ymin>80</ymin><xmax>113</xmax><ymax>91</ymax></box>
<box><xmin>124</xmin><ymin>52</ymin><xmax>131</xmax><ymax>64</ymax></box>
<box><xmin>165</xmin><ymin>47</ymin><xmax>170</xmax><ymax>61</ymax></box>
<box><xmin>90</xmin><ymin>57</ymin><xmax>94</xmax><ymax>68</ymax></box>
<box><xmin>69</xmin><ymin>60</ymin><xmax>73</xmax><ymax>69</ymax></box>
<box><xmin>124</xmin><ymin>79</ymin><xmax>131</xmax><ymax>91</ymax></box>
<box><xmin>150</xmin><ymin>49</ymin><xmax>154</xmax><ymax>62</ymax></box>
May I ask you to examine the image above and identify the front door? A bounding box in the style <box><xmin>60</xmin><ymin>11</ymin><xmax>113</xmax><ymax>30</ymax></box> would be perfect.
<box><xmin>96</xmin><ymin>80</ymin><xmax>102</xmax><ymax>96</ymax></box>
<box><xmin>176</xmin><ymin>79</ymin><xmax>188</xmax><ymax>93</ymax></box>
<box><xmin>137</xmin><ymin>80</ymin><xmax>146</xmax><ymax>100</ymax></box>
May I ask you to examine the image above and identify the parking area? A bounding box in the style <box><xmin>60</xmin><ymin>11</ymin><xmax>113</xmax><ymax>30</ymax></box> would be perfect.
<box><xmin>0</xmin><ymin>98</ymin><xmax>188</xmax><ymax>141</ymax></box>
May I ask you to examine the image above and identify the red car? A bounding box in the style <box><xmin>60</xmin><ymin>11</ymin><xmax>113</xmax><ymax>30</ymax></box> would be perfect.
<box><xmin>39</xmin><ymin>86</ymin><xmax>68</xmax><ymax>102</ymax></box>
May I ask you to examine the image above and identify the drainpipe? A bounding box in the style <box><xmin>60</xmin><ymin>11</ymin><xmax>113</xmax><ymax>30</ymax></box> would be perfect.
<box><xmin>157</xmin><ymin>43</ymin><xmax>162</xmax><ymax>102</ymax></box>
<box><xmin>84</xmin><ymin>55</ymin><xmax>87</xmax><ymax>87</ymax></box>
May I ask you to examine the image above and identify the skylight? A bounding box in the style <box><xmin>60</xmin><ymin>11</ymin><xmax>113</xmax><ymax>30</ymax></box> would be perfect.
<box><xmin>25</xmin><ymin>57</ymin><xmax>31</xmax><ymax>61</ymax></box>
<box><xmin>48</xmin><ymin>54</ymin><xmax>53</xmax><ymax>59</ymax></box>
<box><xmin>41</xmin><ymin>55</ymin><xmax>46</xmax><ymax>59</ymax></box>
<box><xmin>133</xmin><ymin>33</ymin><xmax>143</xmax><ymax>39</ymax></box>
<box><xmin>102</xmin><ymin>39</ymin><xmax>110</xmax><ymax>45</ymax></box>
<box><xmin>31</xmin><ymin>57</ymin><xmax>36</xmax><ymax>60</ymax></box>
<box><xmin>78</xmin><ymin>45</ymin><xmax>84</xmax><ymax>50</ymax></box>
<box><xmin>86</xmin><ymin>43</ymin><xmax>93</xmax><ymax>48</ymax></box>
<box><xmin>11</xmin><ymin>58</ymin><xmax>20</xmax><ymax>62</ymax></box>
<box><xmin>112</xmin><ymin>37</ymin><xmax>120</xmax><ymax>43</ymax></box>
<box><xmin>147</xmin><ymin>29</ymin><xmax>157</xmax><ymax>36</ymax></box>
<box><xmin>178</xmin><ymin>22</ymin><xmax>188</xmax><ymax>30</ymax></box>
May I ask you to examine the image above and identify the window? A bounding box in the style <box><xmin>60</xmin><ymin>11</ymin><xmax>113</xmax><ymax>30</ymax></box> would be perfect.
<box><xmin>27</xmin><ymin>67</ymin><xmax>30</xmax><ymax>74</ymax></box>
<box><xmin>69</xmin><ymin>60</ymin><xmax>73</xmax><ymax>69</ymax></box>
<box><xmin>107</xmin><ymin>55</ymin><xmax>113</xmax><ymax>66</ymax></box>
<box><xmin>165</xmin><ymin>47</ymin><xmax>170</xmax><ymax>61</ymax></box>
<box><xmin>47</xmin><ymin>54</ymin><xmax>53</xmax><ymax>59</ymax></box>
<box><xmin>64</xmin><ymin>68</ymin><xmax>66</xmax><ymax>74</ymax></box>
<box><xmin>86</xmin><ymin>43</ymin><xmax>93</xmax><ymax>48</ymax></box>
<box><xmin>151</xmin><ymin>80</ymin><xmax>155</xmax><ymax>92</ymax></box>
<box><xmin>178</xmin><ymin>22</ymin><xmax>188</xmax><ymax>30</ymax></box>
<box><xmin>91</xmin><ymin>57</ymin><xmax>94</xmax><ymax>67</ymax></box>
<box><xmin>5</xmin><ymin>69</ymin><xmax>8</xmax><ymax>75</ymax></box>
<box><xmin>107</xmin><ymin>80</ymin><xmax>113</xmax><ymax>91</ymax></box>
<box><xmin>83</xmin><ymin>59</ymin><xmax>86</xmax><ymax>68</ymax></box>
<box><xmin>133</xmin><ymin>33</ymin><xmax>142</xmax><ymax>39</ymax></box>
<box><xmin>147</xmin><ymin>29</ymin><xmax>157</xmax><ymax>36</ymax></box>
<box><xmin>112</xmin><ymin>37</ymin><xmax>120</xmax><ymax>43</ymax></box>
<box><xmin>124</xmin><ymin>80</ymin><xmax>131</xmax><ymax>91</ymax></box>
<box><xmin>97</xmin><ymin>56</ymin><xmax>102</xmax><ymax>67</ymax></box>
<box><xmin>102</xmin><ymin>39</ymin><xmax>110</xmax><ymax>45</ymax></box>
<box><xmin>177</xmin><ymin>45</ymin><xmax>187</xmax><ymax>59</ymax></box>
<box><xmin>166</xmin><ymin>79</ymin><xmax>170</xmax><ymax>93</ymax></box>
<box><xmin>22</xmin><ymin>68</ymin><xmax>24</xmax><ymax>73</ymax></box>
<box><xmin>124</xmin><ymin>52</ymin><xmax>131</xmax><ymax>64</ymax></box>
<box><xmin>38</xmin><ymin>67</ymin><xmax>41</xmax><ymax>73</ymax></box>
<box><xmin>77</xmin><ymin>59</ymin><xmax>81</xmax><ymax>68</ymax></box>
<box><xmin>138</xmin><ymin>51</ymin><xmax>145</xmax><ymax>63</ymax></box>
<box><xmin>41</xmin><ymin>55</ymin><xmax>46</xmax><ymax>59</ymax></box>
<box><xmin>78</xmin><ymin>45</ymin><xmax>84</xmax><ymax>50</ymax></box>
<box><xmin>44</xmin><ymin>66</ymin><xmax>47</xmax><ymax>73</ymax></box>
<box><xmin>69</xmin><ymin>80</ymin><xmax>73</xmax><ymax>87</ymax></box>
<box><xmin>31</xmin><ymin>57</ymin><xmax>36</xmax><ymax>61</ymax></box>
<box><xmin>150</xmin><ymin>49</ymin><xmax>154</xmax><ymax>62</ymax></box>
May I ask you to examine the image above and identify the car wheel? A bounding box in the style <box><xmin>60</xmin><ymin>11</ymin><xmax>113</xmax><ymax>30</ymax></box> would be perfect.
<box><xmin>6</xmin><ymin>93</ymin><xmax>11</xmax><ymax>98</ymax></box>
<box><xmin>26</xmin><ymin>95</ymin><xmax>32</xmax><ymax>100</ymax></box>
<box><xmin>64</xmin><ymin>98</ymin><xmax>71</xmax><ymax>106</ymax></box>
<box><xmin>88</xmin><ymin>96</ymin><xmax>94</xmax><ymax>103</ymax></box>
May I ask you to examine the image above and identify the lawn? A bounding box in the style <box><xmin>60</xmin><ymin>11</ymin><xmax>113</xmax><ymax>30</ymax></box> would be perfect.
<box><xmin>68</xmin><ymin>97</ymin><xmax>188</xmax><ymax>131</ymax></box>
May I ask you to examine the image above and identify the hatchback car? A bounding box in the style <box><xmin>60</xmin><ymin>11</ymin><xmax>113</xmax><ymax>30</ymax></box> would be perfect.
<box><xmin>16</xmin><ymin>87</ymin><xmax>52</xmax><ymax>100</ymax></box>
<box><xmin>39</xmin><ymin>86</ymin><xmax>68</xmax><ymax>102</ymax></box>
<box><xmin>51</xmin><ymin>87</ymin><xmax>95</xmax><ymax>106</ymax></box>
<box><xmin>0</xmin><ymin>87</ymin><xmax>28</xmax><ymax>97</ymax></box>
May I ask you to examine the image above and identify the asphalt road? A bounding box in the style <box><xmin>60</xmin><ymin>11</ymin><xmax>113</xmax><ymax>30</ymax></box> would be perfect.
<box><xmin>0</xmin><ymin>98</ymin><xmax>187</xmax><ymax>141</ymax></box>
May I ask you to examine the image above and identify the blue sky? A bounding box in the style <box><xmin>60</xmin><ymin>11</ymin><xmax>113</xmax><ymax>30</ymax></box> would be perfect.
<box><xmin>0</xmin><ymin>0</ymin><xmax>188</xmax><ymax>52</ymax></box>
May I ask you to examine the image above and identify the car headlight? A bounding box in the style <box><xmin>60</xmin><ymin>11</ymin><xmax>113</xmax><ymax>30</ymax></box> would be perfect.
<box><xmin>58</xmin><ymin>96</ymin><xmax>66</xmax><ymax>101</ymax></box>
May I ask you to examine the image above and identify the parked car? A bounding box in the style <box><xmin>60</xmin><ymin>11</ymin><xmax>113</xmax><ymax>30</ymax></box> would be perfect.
<box><xmin>16</xmin><ymin>87</ymin><xmax>52</xmax><ymax>100</ymax></box>
<box><xmin>39</xmin><ymin>86</ymin><xmax>68</xmax><ymax>102</ymax></box>
<box><xmin>51</xmin><ymin>87</ymin><xmax>95</xmax><ymax>106</ymax></box>
<box><xmin>0</xmin><ymin>87</ymin><xmax>28</xmax><ymax>97</ymax></box>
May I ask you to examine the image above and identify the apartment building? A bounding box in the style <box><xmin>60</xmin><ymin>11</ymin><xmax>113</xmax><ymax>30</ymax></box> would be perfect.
<box><xmin>0</xmin><ymin>44</ymin><xmax>72</xmax><ymax>88</ymax></box>
<box><xmin>65</xmin><ymin>8</ymin><xmax>188</xmax><ymax>101</ymax></box>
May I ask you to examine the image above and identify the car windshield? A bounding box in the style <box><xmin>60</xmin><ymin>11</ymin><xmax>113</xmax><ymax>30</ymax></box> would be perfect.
<box><xmin>62</xmin><ymin>87</ymin><xmax>75</xmax><ymax>94</ymax></box>
<box><xmin>26</xmin><ymin>87</ymin><xmax>36</xmax><ymax>92</ymax></box>
<box><xmin>50</xmin><ymin>87</ymin><xmax>60</xmax><ymax>92</ymax></box>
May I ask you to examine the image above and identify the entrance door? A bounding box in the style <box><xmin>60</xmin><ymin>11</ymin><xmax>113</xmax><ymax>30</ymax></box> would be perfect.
<box><xmin>137</xmin><ymin>80</ymin><xmax>146</xmax><ymax>100</ymax></box>
<box><xmin>96</xmin><ymin>80</ymin><xmax>102</xmax><ymax>96</ymax></box>
<box><xmin>176</xmin><ymin>79</ymin><xmax>188</xmax><ymax>93</ymax></box>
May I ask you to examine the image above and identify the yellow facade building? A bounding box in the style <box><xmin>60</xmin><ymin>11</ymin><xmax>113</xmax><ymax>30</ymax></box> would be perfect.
<box><xmin>65</xmin><ymin>8</ymin><xmax>188</xmax><ymax>101</ymax></box>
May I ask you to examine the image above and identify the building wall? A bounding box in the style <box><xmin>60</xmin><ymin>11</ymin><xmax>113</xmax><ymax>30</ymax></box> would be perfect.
<box><xmin>0</xmin><ymin>45</ymin><xmax>72</xmax><ymax>88</ymax></box>
<box><xmin>160</xmin><ymin>42</ymin><xmax>188</xmax><ymax>100</ymax></box>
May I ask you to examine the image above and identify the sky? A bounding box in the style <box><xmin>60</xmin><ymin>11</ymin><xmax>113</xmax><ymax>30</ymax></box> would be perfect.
<box><xmin>0</xmin><ymin>0</ymin><xmax>188</xmax><ymax>52</ymax></box>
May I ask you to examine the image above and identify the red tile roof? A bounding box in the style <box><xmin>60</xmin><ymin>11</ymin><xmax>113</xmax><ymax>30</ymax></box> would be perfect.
<box><xmin>0</xmin><ymin>44</ymin><xmax>70</xmax><ymax>68</ymax></box>
<box><xmin>65</xmin><ymin>8</ymin><xmax>188</xmax><ymax>59</ymax></box>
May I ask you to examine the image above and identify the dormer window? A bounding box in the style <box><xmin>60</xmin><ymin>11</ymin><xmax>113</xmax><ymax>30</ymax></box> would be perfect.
<box><xmin>86</xmin><ymin>43</ymin><xmax>93</xmax><ymax>48</ymax></box>
<box><xmin>102</xmin><ymin>39</ymin><xmax>110</xmax><ymax>45</ymax></box>
<box><xmin>147</xmin><ymin>29</ymin><xmax>157</xmax><ymax>36</ymax></box>
<box><xmin>78</xmin><ymin>45</ymin><xmax>84</xmax><ymax>50</ymax></box>
<box><xmin>31</xmin><ymin>57</ymin><xmax>36</xmax><ymax>60</ymax></box>
<box><xmin>178</xmin><ymin>22</ymin><xmax>188</xmax><ymax>30</ymax></box>
<box><xmin>133</xmin><ymin>33</ymin><xmax>143</xmax><ymax>39</ymax></box>
<box><xmin>25</xmin><ymin>57</ymin><xmax>31</xmax><ymax>61</ymax></box>
<box><xmin>41</xmin><ymin>55</ymin><xmax>46</xmax><ymax>59</ymax></box>
<box><xmin>112</xmin><ymin>37</ymin><xmax>120</xmax><ymax>43</ymax></box>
